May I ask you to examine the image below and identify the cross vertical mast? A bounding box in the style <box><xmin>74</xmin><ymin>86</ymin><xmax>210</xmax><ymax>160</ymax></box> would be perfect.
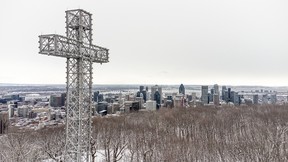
<box><xmin>38</xmin><ymin>9</ymin><xmax>109</xmax><ymax>162</ymax></box>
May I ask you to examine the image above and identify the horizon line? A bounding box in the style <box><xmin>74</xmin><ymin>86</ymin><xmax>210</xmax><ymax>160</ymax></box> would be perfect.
<box><xmin>1</xmin><ymin>82</ymin><xmax>288</xmax><ymax>88</ymax></box>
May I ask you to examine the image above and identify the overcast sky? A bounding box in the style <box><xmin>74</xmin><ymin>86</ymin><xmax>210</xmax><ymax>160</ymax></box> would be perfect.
<box><xmin>1</xmin><ymin>0</ymin><xmax>288</xmax><ymax>86</ymax></box>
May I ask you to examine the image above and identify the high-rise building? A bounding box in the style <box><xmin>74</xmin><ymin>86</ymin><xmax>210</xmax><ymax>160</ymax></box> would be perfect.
<box><xmin>253</xmin><ymin>94</ymin><xmax>259</xmax><ymax>105</ymax></box>
<box><xmin>61</xmin><ymin>93</ymin><xmax>66</xmax><ymax>106</ymax></box>
<box><xmin>214</xmin><ymin>84</ymin><xmax>219</xmax><ymax>95</ymax></box>
<box><xmin>154</xmin><ymin>91</ymin><xmax>161</xmax><ymax>110</ymax></box>
<box><xmin>270</xmin><ymin>94</ymin><xmax>277</xmax><ymax>104</ymax></box>
<box><xmin>17</xmin><ymin>106</ymin><xmax>29</xmax><ymax>118</ymax></box>
<box><xmin>179</xmin><ymin>84</ymin><xmax>185</xmax><ymax>95</ymax></box>
<box><xmin>228</xmin><ymin>88</ymin><xmax>231</xmax><ymax>102</ymax></box>
<box><xmin>139</xmin><ymin>85</ymin><xmax>147</xmax><ymax>102</ymax></box>
<box><xmin>213</xmin><ymin>84</ymin><xmax>220</xmax><ymax>103</ymax></box>
<box><xmin>93</xmin><ymin>91</ymin><xmax>104</xmax><ymax>103</ymax></box>
<box><xmin>151</xmin><ymin>85</ymin><xmax>162</xmax><ymax>104</ymax></box>
<box><xmin>93</xmin><ymin>91</ymin><xmax>99</xmax><ymax>102</ymax></box>
<box><xmin>231</xmin><ymin>91</ymin><xmax>240</xmax><ymax>105</ymax></box>
<box><xmin>8</xmin><ymin>104</ymin><xmax>15</xmax><ymax>118</ymax></box>
<box><xmin>224</xmin><ymin>91</ymin><xmax>229</xmax><ymax>102</ymax></box>
<box><xmin>262</xmin><ymin>94</ymin><xmax>268</xmax><ymax>104</ymax></box>
<box><xmin>208</xmin><ymin>93</ymin><xmax>213</xmax><ymax>103</ymax></box>
<box><xmin>98</xmin><ymin>94</ymin><xmax>104</xmax><ymax>102</ymax></box>
<box><xmin>222</xmin><ymin>86</ymin><xmax>227</xmax><ymax>100</ymax></box>
<box><xmin>210</xmin><ymin>89</ymin><xmax>214</xmax><ymax>102</ymax></box>
<box><xmin>192</xmin><ymin>92</ymin><xmax>197</xmax><ymax>101</ymax></box>
<box><xmin>50</xmin><ymin>94</ymin><xmax>62</xmax><ymax>107</ymax></box>
<box><xmin>0</xmin><ymin>111</ymin><xmax>9</xmax><ymax>134</ymax></box>
<box><xmin>135</xmin><ymin>97</ymin><xmax>144</xmax><ymax>109</ymax></box>
<box><xmin>140</xmin><ymin>86</ymin><xmax>144</xmax><ymax>92</ymax></box>
<box><xmin>213</xmin><ymin>94</ymin><xmax>220</xmax><ymax>106</ymax></box>
<box><xmin>201</xmin><ymin>86</ymin><xmax>209</xmax><ymax>104</ymax></box>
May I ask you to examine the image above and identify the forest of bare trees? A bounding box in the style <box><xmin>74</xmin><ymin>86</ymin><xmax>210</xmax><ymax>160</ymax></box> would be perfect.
<box><xmin>1</xmin><ymin>105</ymin><xmax>288</xmax><ymax>162</ymax></box>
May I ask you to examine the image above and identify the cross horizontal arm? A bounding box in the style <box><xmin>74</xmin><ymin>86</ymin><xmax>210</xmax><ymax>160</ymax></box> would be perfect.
<box><xmin>39</xmin><ymin>34</ymin><xmax>109</xmax><ymax>63</ymax></box>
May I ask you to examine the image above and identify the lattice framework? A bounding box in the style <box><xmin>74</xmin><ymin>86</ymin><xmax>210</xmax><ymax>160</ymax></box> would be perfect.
<box><xmin>38</xmin><ymin>9</ymin><xmax>109</xmax><ymax>162</ymax></box>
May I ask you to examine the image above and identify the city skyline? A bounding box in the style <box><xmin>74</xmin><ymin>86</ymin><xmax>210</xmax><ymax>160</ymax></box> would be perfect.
<box><xmin>1</xmin><ymin>0</ymin><xmax>288</xmax><ymax>86</ymax></box>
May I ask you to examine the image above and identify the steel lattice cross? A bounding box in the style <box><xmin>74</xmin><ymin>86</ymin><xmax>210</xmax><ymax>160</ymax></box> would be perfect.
<box><xmin>38</xmin><ymin>9</ymin><xmax>109</xmax><ymax>162</ymax></box>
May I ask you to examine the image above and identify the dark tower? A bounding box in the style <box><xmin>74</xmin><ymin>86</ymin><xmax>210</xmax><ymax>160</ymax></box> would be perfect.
<box><xmin>154</xmin><ymin>91</ymin><xmax>161</xmax><ymax>110</ymax></box>
<box><xmin>179</xmin><ymin>84</ymin><xmax>185</xmax><ymax>95</ymax></box>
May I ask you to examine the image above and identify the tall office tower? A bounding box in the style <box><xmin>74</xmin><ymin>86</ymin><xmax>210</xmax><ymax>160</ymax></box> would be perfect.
<box><xmin>228</xmin><ymin>88</ymin><xmax>231</xmax><ymax>102</ymax></box>
<box><xmin>146</xmin><ymin>86</ymin><xmax>149</xmax><ymax>92</ymax></box>
<box><xmin>140</xmin><ymin>86</ymin><xmax>144</xmax><ymax>92</ymax></box>
<box><xmin>214</xmin><ymin>84</ymin><xmax>219</xmax><ymax>94</ymax></box>
<box><xmin>221</xmin><ymin>86</ymin><xmax>227</xmax><ymax>100</ymax></box>
<box><xmin>213</xmin><ymin>94</ymin><xmax>220</xmax><ymax>106</ymax></box>
<box><xmin>253</xmin><ymin>94</ymin><xmax>259</xmax><ymax>105</ymax></box>
<box><xmin>230</xmin><ymin>91</ymin><xmax>235</xmax><ymax>103</ymax></box>
<box><xmin>151</xmin><ymin>85</ymin><xmax>162</xmax><ymax>103</ymax></box>
<box><xmin>231</xmin><ymin>91</ymin><xmax>240</xmax><ymax>105</ymax></box>
<box><xmin>50</xmin><ymin>94</ymin><xmax>62</xmax><ymax>107</ymax></box>
<box><xmin>17</xmin><ymin>106</ymin><xmax>29</xmax><ymax>118</ymax></box>
<box><xmin>192</xmin><ymin>92</ymin><xmax>197</xmax><ymax>101</ymax></box>
<box><xmin>210</xmin><ymin>89</ymin><xmax>214</xmax><ymax>102</ymax></box>
<box><xmin>139</xmin><ymin>85</ymin><xmax>147</xmax><ymax>102</ymax></box>
<box><xmin>235</xmin><ymin>94</ymin><xmax>241</xmax><ymax>105</ymax></box>
<box><xmin>8</xmin><ymin>104</ymin><xmax>15</xmax><ymax>118</ymax></box>
<box><xmin>135</xmin><ymin>97</ymin><xmax>144</xmax><ymax>109</ymax></box>
<box><xmin>93</xmin><ymin>91</ymin><xmax>100</xmax><ymax>102</ymax></box>
<box><xmin>179</xmin><ymin>84</ymin><xmax>185</xmax><ymax>95</ymax></box>
<box><xmin>270</xmin><ymin>94</ymin><xmax>277</xmax><ymax>104</ymax></box>
<box><xmin>98</xmin><ymin>94</ymin><xmax>104</xmax><ymax>102</ymax></box>
<box><xmin>0</xmin><ymin>111</ymin><xmax>9</xmax><ymax>134</ymax></box>
<box><xmin>262</xmin><ymin>94</ymin><xmax>268</xmax><ymax>104</ymax></box>
<box><xmin>224</xmin><ymin>91</ymin><xmax>229</xmax><ymax>102</ymax></box>
<box><xmin>61</xmin><ymin>93</ymin><xmax>66</xmax><ymax>106</ymax></box>
<box><xmin>142</xmin><ymin>91</ymin><xmax>147</xmax><ymax>102</ymax></box>
<box><xmin>136</xmin><ymin>91</ymin><xmax>141</xmax><ymax>97</ymax></box>
<box><xmin>211</xmin><ymin>89</ymin><xmax>214</xmax><ymax>95</ymax></box>
<box><xmin>146</xmin><ymin>92</ymin><xmax>151</xmax><ymax>101</ymax></box>
<box><xmin>154</xmin><ymin>91</ymin><xmax>161</xmax><ymax>109</ymax></box>
<box><xmin>201</xmin><ymin>86</ymin><xmax>209</xmax><ymax>104</ymax></box>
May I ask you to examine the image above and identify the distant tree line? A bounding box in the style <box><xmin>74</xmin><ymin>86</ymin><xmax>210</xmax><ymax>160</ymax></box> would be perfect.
<box><xmin>1</xmin><ymin>105</ymin><xmax>288</xmax><ymax>161</ymax></box>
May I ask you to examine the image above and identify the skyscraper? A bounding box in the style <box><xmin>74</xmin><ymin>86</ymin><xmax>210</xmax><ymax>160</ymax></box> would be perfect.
<box><xmin>151</xmin><ymin>85</ymin><xmax>162</xmax><ymax>103</ymax></box>
<box><xmin>139</xmin><ymin>85</ymin><xmax>147</xmax><ymax>102</ymax></box>
<box><xmin>228</xmin><ymin>88</ymin><xmax>231</xmax><ymax>102</ymax></box>
<box><xmin>201</xmin><ymin>86</ymin><xmax>209</xmax><ymax>104</ymax></box>
<box><xmin>93</xmin><ymin>91</ymin><xmax>99</xmax><ymax>102</ymax></box>
<box><xmin>140</xmin><ymin>86</ymin><xmax>145</xmax><ymax>92</ymax></box>
<box><xmin>179</xmin><ymin>84</ymin><xmax>185</xmax><ymax>95</ymax></box>
<box><xmin>154</xmin><ymin>91</ymin><xmax>161</xmax><ymax>110</ymax></box>
<box><xmin>270</xmin><ymin>94</ymin><xmax>277</xmax><ymax>104</ymax></box>
<box><xmin>50</xmin><ymin>94</ymin><xmax>62</xmax><ymax>107</ymax></box>
<box><xmin>222</xmin><ymin>86</ymin><xmax>227</xmax><ymax>100</ymax></box>
<box><xmin>214</xmin><ymin>84</ymin><xmax>219</xmax><ymax>95</ymax></box>
<box><xmin>253</xmin><ymin>94</ymin><xmax>259</xmax><ymax>105</ymax></box>
<box><xmin>213</xmin><ymin>94</ymin><xmax>220</xmax><ymax>106</ymax></box>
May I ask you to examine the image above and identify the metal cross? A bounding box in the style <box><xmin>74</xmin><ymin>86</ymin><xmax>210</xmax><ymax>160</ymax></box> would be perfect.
<box><xmin>38</xmin><ymin>9</ymin><xmax>109</xmax><ymax>162</ymax></box>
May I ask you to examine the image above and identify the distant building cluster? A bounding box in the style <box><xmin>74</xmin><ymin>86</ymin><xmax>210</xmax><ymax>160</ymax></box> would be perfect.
<box><xmin>0</xmin><ymin>84</ymin><xmax>287</xmax><ymax>134</ymax></box>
